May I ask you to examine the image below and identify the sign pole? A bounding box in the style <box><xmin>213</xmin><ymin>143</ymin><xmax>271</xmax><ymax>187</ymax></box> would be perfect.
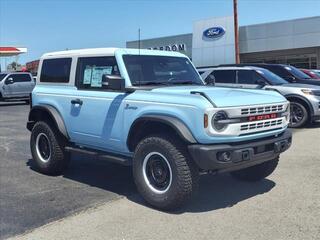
<box><xmin>233</xmin><ymin>0</ymin><xmax>240</xmax><ymax>64</ymax></box>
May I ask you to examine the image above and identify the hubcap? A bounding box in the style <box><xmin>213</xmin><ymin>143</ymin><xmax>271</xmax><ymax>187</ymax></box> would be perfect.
<box><xmin>290</xmin><ymin>103</ymin><xmax>304</xmax><ymax>125</ymax></box>
<box><xmin>142</xmin><ymin>152</ymin><xmax>172</xmax><ymax>194</ymax></box>
<box><xmin>35</xmin><ymin>133</ymin><xmax>51</xmax><ymax>163</ymax></box>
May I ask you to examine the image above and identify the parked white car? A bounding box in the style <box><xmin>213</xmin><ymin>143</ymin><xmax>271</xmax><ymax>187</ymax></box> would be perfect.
<box><xmin>0</xmin><ymin>72</ymin><xmax>35</xmax><ymax>103</ymax></box>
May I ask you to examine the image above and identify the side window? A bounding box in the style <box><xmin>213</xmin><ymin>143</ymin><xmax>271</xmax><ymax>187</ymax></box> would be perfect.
<box><xmin>208</xmin><ymin>70</ymin><xmax>236</xmax><ymax>83</ymax></box>
<box><xmin>265</xmin><ymin>66</ymin><xmax>288</xmax><ymax>78</ymax></box>
<box><xmin>9</xmin><ymin>74</ymin><xmax>32</xmax><ymax>82</ymax></box>
<box><xmin>76</xmin><ymin>56</ymin><xmax>119</xmax><ymax>90</ymax></box>
<box><xmin>40</xmin><ymin>58</ymin><xmax>72</xmax><ymax>83</ymax></box>
<box><xmin>237</xmin><ymin>70</ymin><xmax>264</xmax><ymax>84</ymax></box>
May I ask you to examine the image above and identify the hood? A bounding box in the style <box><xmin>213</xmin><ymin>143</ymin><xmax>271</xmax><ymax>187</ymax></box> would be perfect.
<box><xmin>297</xmin><ymin>79</ymin><xmax>320</xmax><ymax>86</ymax></box>
<box><xmin>151</xmin><ymin>86</ymin><xmax>286</xmax><ymax>108</ymax></box>
<box><xmin>281</xmin><ymin>83</ymin><xmax>320</xmax><ymax>90</ymax></box>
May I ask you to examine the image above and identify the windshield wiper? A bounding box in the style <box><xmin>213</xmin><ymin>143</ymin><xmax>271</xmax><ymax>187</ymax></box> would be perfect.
<box><xmin>139</xmin><ymin>81</ymin><xmax>169</xmax><ymax>86</ymax></box>
<box><xmin>174</xmin><ymin>81</ymin><xmax>201</xmax><ymax>85</ymax></box>
<box><xmin>137</xmin><ymin>81</ymin><xmax>201</xmax><ymax>86</ymax></box>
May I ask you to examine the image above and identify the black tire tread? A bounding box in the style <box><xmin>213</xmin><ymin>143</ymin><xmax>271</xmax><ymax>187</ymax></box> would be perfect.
<box><xmin>30</xmin><ymin>121</ymin><xmax>69</xmax><ymax>175</ymax></box>
<box><xmin>289</xmin><ymin>101</ymin><xmax>308</xmax><ymax>128</ymax></box>
<box><xmin>133</xmin><ymin>135</ymin><xmax>198</xmax><ymax>210</ymax></box>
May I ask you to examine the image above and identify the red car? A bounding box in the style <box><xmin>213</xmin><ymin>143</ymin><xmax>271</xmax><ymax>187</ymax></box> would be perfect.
<box><xmin>300</xmin><ymin>69</ymin><xmax>320</xmax><ymax>79</ymax></box>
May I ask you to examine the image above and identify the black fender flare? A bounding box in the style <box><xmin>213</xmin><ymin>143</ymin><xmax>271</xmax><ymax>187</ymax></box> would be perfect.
<box><xmin>284</xmin><ymin>94</ymin><xmax>314</xmax><ymax>116</ymax></box>
<box><xmin>127</xmin><ymin>114</ymin><xmax>197</xmax><ymax>151</ymax></box>
<box><xmin>27</xmin><ymin>105</ymin><xmax>69</xmax><ymax>139</ymax></box>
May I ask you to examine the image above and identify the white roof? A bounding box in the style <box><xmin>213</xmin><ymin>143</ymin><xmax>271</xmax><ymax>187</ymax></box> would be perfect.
<box><xmin>42</xmin><ymin>48</ymin><xmax>119</xmax><ymax>57</ymax></box>
<box><xmin>41</xmin><ymin>47</ymin><xmax>188</xmax><ymax>58</ymax></box>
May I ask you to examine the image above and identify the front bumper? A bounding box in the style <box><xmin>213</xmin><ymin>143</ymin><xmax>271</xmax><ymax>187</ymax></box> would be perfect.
<box><xmin>188</xmin><ymin>129</ymin><xmax>292</xmax><ymax>172</ymax></box>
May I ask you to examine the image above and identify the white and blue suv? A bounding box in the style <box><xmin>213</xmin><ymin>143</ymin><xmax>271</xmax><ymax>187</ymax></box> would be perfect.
<box><xmin>27</xmin><ymin>48</ymin><xmax>292</xmax><ymax>210</ymax></box>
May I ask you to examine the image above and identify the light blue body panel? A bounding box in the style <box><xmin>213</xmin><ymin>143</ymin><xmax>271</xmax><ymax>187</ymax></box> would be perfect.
<box><xmin>32</xmin><ymin>85</ymin><xmax>287</xmax><ymax>154</ymax></box>
<box><xmin>32</xmin><ymin>48</ymin><xmax>289</xmax><ymax>155</ymax></box>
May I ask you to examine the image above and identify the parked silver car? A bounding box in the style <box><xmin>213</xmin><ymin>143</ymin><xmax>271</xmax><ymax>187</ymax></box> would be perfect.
<box><xmin>200</xmin><ymin>66</ymin><xmax>320</xmax><ymax>128</ymax></box>
<box><xmin>0</xmin><ymin>72</ymin><xmax>35</xmax><ymax>103</ymax></box>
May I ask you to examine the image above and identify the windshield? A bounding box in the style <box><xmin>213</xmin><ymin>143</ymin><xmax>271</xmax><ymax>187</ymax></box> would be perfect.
<box><xmin>284</xmin><ymin>66</ymin><xmax>311</xmax><ymax>79</ymax></box>
<box><xmin>122</xmin><ymin>55</ymin><xmax>204</xmax><ymax>86</ymax></box>
<box><xmin>256</xmin><ymin>69</ymin><xmax>288</xmax><ymax>85</ymax></box>
<box><xmin>0</xmin><ymin>73</ymin><xmax>7</xmax><ymax>81</ymax></box>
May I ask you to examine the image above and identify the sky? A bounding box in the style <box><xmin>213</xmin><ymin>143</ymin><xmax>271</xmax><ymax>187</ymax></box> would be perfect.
<box><xmin>1</xmin><ymin>0</ymin><xmax>320</xmax><ymax>68</ymax></box>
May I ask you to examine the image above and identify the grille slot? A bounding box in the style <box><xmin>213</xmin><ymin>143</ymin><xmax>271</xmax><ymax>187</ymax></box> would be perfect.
<box><xmin>240</xmin><ymin>119</ymin><xmax>283</xmax><ymax>131</ymax></box>
<box><xmin>241</xmin><ymin>105</ymin><xmax>283</xmax><ymax>116</ymax></box>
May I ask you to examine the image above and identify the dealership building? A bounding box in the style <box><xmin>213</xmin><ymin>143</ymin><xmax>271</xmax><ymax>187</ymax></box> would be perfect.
<box><xmin>127</xmin><ymin>16</ymin><xmax>320</xmax><ymax>69</ymax></box>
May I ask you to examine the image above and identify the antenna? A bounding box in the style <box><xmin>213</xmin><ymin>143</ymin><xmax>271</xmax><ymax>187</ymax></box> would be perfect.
<box><xmin>138</xmin><ymin>28</ymin><xmax>141</xmax><ymax>55</ymax></box>
<box><xmin>138</xmin><ymin>28</ymin><xmax>141</xmax><ymax>87</ymax></box>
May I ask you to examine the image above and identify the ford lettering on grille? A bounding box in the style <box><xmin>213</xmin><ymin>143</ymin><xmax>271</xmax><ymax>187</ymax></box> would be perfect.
<box><xmin>248</xmin><ymin>113</ymin><xmax>277</xmax><ymax>122</ymax></box>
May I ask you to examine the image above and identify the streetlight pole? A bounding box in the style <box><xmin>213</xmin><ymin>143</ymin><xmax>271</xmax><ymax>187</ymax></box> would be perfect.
<box><xmin>233</xmin><ymin>0</ymin><xmax>240</xmax><ymax>64</ymax></box>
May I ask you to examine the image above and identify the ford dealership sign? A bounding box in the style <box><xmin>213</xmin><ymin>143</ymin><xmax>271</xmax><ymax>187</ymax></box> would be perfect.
<box><xmin>203</xmin><ymin>27</ymin><xmax>226</xmax><ymax>40</ymax></box>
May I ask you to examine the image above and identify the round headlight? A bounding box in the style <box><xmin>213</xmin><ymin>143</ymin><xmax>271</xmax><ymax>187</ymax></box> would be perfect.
<box><xmin>212</xmin><ymin>111</ymin><xmax>228</xmax><ymax>131</ymax></box>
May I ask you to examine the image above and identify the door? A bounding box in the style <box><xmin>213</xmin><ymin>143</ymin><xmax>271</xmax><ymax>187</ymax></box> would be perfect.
<box><xmin>2</xmin><ymin>74</ymin><xmax>18</xmax><ymax>97</ymax></box>
<box><xmin>66</xmin><ymin>56</ymin><xmax>126</xmax><ymax>152</ymax></box>
<box><xmin>19</xmin><ymin>74</ymin><xmax>34</xmax><ymax>96</ymax></box>
<box><xmin>12</xmin><ymin>74</ymin><xmax>34</xmax><ymax>97</ymax></box>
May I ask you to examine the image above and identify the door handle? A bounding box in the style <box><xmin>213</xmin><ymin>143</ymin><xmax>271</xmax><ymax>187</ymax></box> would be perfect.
<box><xmin>71</xmin><ymin>98</ymin><xmax>83</xmax><ymax>105</ymax></box>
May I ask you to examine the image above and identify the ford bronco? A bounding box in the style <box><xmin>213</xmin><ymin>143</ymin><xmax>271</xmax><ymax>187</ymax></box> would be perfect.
<box><xmin>27</xmin><ymin>48</ymin><xmax>292</xmax><ymax>210</ymax></box>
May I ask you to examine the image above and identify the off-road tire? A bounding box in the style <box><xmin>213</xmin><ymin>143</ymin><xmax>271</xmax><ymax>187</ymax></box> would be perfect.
<box><xmin>30</xmin><ymin>121</ymin><xmax>70</xmax><ymax>175</ymax></box>
<box><xmin>289</xmin><ymin>101</ymin><xmax>308</xmax><ymax>128</ymax></box>
<box><xmin>133</xmin><ymin>135</ymin><xmax>199</xmax><ymax>211</ymax></box>
<box><xmin>230</xmin><ymin>158</ymin><xmax>279</xmax><ymax>182</ymax></box>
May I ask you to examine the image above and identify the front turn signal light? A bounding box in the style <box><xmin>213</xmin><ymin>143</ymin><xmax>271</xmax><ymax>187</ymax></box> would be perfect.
<box><xmin>204</xmin><ymin>114</ymin><xmax>208</xmax><ymax>128</ymax></box>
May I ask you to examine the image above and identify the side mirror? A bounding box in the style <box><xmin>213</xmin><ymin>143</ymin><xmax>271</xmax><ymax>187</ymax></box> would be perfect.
<box><xmin>284</xmin><ymin>76</ymin><xmax>296</xmax><ymax>82</ymax></box>
<box><xmin>256</xmin><ymin>79</ymin><xmax>266</xmax><ymax>86</ymax></box>
<box><xmin>5</xmin><ymin>77</ymin><xmax>14</xmax><ymax>85</ymax></box>
<box><xmin>205</xmin><ymin>74</ymin><xmax>215</xmax><ymax>85</ymax></box>
<box><xmin>102</xmin><ymin>74</ymin><xmax>125</xmax><ymax>91</ymax></box>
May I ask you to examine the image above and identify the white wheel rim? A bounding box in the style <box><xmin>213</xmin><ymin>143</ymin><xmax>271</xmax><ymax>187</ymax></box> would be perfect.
<box><xmin>142</xmin><ymin>152</ymin><xmax>173</xmax><ymax>194</ymax></box>
<box><xmin>35</xmin><ymin>133</ymin><xmax>51</xmax><ymax>163</ymax></box>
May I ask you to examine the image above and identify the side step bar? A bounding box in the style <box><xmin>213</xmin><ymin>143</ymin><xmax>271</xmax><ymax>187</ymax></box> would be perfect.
<box><xmin>65</xmin><ymin>146</ymin><xmax>132</xmax><ymax>166</ymax></box>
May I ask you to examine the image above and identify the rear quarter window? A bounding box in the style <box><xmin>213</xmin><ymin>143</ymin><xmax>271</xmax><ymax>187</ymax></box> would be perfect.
<box><xmin>40</xmin><ymin>58</ymin><xmax>72</xmax><ymax>83</ymax></box>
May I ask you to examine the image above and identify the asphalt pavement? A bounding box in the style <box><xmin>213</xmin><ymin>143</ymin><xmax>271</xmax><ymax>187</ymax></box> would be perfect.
<box><xmin>0</xmin><ymin>103</ymin><xmax>135</xmax><ymax>240</ymax></box>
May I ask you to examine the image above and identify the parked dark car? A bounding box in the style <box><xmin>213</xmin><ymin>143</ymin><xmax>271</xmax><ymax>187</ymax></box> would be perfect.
<box><xmin>217</xmin><ymin>63</ymin><xmax>320</xmax><ymax>86</ymax></box>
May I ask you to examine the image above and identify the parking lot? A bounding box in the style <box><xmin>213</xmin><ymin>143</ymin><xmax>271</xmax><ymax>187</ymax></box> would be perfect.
<box><xmin>0</xmin><ymin>103</ymin><xmax>136</xmax><ymax>239</ymax></box>
<box><xmin>1</xmin><ymin>103</ymin><xmax>320</xmax><ymax>240</ymax></box>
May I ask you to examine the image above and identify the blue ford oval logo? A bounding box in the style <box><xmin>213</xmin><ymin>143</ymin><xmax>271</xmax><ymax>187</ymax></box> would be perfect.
<box><xmin>203</xmin><ymin>27</ymin><xmax>225</xmax><ymax>40</ymax></box>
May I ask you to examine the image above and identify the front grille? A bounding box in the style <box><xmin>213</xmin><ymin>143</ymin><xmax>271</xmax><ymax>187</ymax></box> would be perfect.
<box><xmin>240</xmin><ymin>119</ymin><xmax>283</xmax><ymax>131</ymax></box>
<box><xmin>241</xmin><ymin>104</ymin><xmax>283</xmax><ymax>115</ymax></box>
